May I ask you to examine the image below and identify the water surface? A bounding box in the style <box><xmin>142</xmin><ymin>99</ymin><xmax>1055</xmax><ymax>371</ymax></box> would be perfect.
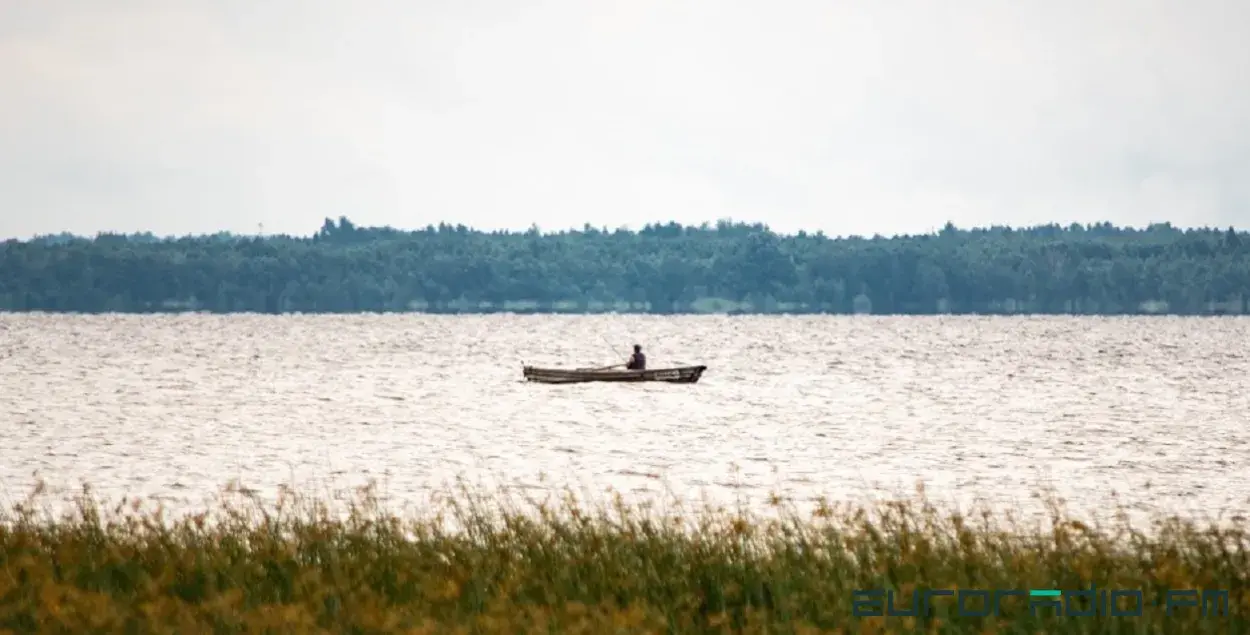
<box><xmin>2</xmin><ymin>314</ymin><xmax>1247</xmax><ymax>525</ymax></box>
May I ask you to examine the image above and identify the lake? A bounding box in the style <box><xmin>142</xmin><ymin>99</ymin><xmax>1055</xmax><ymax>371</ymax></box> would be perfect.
<box><xmin>2</xmin><ymin>313</ymin><xmax>1248</xmax><ymax>526</ymax></box>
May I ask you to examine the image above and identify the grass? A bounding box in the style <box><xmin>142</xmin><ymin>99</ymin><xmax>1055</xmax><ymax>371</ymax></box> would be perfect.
<box><xmin>0</xmin><ymin>479</ymin><xmax>1247</xmax><ymax>634</ymax></box>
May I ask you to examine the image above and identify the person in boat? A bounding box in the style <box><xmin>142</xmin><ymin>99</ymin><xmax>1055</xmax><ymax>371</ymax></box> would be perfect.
<box><xmin>625</xmin><ymin>344</ymin><xmax>646</xmax><ymax>370</ymax></box>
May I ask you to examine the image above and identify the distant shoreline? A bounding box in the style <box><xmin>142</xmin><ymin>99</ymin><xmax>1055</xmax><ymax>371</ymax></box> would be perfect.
<box><xmin>1</xmin><ymin>306</ymin><xmax>1246</xmax><ymax>316</ymax></box>
<box><xmin>2</xmin><ymin>218</ymin><xmax>1247</xmax><ymax>315</ymax></box>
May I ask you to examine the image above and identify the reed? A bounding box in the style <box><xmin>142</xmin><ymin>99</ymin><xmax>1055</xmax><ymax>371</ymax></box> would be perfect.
<box><xmin>0</xmin><ymin>478</ymin><xmax>1246</xmax><ymax>634</ymax></box>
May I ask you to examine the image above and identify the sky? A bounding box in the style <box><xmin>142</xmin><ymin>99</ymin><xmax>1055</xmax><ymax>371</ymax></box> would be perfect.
<box><xmin>1</xmin><ymin>0</ymin><xmax>1248</xmax><ymax>240</ymax></box>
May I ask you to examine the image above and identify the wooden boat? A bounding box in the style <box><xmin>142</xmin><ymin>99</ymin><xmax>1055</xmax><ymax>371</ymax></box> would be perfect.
<box><xmin>523</xmin><ymin>364</ymin><xmax>708</xmax><ymax>385</ymax></box>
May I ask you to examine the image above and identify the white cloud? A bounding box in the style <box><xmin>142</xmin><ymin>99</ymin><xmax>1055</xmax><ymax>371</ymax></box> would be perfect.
<box><xmin>1</xmin><ymin>0</ymin><xmax>1247</xmax><ymax>239</ymax></box>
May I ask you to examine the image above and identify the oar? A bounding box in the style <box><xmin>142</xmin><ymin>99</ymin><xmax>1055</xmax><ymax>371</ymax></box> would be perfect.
<box><xmin>599</xmin><ymin>334</ymin><xmax>625</xmax><ymax>359</ymax></box>
<box><xmin>585</xmin><ymin>334</ymin><xmax>630</xmax><ymax>371</ymax></box>
<box><xmin>580</xmin><ymin>363</ymin><xmax>626</xmax><ymax>371</ymax></box>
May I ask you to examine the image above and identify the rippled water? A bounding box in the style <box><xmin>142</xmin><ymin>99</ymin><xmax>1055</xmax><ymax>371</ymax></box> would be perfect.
<box><xmin>2</xmin><ymin>313</ymin><xmax>1249</xmax><ymax>525</ymax></box>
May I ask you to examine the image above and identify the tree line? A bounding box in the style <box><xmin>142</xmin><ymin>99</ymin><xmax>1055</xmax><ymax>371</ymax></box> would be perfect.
<box><xmin>1</xmin><ymin>218</ymin><xmax>1248</xmax><ymax>315</ymax></box>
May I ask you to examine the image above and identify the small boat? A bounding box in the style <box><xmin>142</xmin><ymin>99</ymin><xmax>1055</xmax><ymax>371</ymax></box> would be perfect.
<box><xmin>523</xmin><ymin>364</ymin><xmax>708</xmax><ymax>385</ymax></box>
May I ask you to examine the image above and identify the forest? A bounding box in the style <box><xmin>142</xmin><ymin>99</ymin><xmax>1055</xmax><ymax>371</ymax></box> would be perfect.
<box><xmin>1</xmin><ymin>218</ymin><xmax>1247</xmax><ymax>315</ymax></box>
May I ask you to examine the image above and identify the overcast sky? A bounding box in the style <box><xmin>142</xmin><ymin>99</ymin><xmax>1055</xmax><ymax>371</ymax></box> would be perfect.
<box><xmin>1</xmin><ymin>0</ymin><xmax>1247</xmax><ymax>239</ymax></box>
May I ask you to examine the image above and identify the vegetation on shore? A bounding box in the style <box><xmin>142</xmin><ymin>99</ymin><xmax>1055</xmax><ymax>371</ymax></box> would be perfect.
<box><xmin>1</xmin><ymin>480</ymin><xmax>1246</xmax><ymax>633</ymax></box>
<box><xmin>3</xmin><ymin>218</ymin><xmax>1249</xmax><ymax>315</ymax></box>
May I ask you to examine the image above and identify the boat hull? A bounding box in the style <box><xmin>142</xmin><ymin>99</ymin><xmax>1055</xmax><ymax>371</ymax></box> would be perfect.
<box><xmin>523</xmin><ymin>365</ymin><xmax>707</xmax><ymax>385</ymax></box>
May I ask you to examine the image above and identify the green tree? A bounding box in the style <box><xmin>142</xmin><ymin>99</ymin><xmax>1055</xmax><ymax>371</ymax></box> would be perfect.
<box><xmin>0</xmin><ymin>219</ymin><xmax>1247</xmax><ymax>315</ymax></box>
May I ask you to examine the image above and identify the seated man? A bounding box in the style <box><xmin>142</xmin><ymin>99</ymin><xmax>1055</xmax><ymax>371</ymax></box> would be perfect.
<box><xmin>625</xmin><ymin>344</ymin><xmax>646</xmax><ymax>370</ymax></box>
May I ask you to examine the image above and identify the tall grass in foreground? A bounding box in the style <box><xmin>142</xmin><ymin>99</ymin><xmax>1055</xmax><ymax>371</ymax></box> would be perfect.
<box><xmin>1</xmin><ymin>481</ymin><xmax>1247</xmax><ymax>634</ymax></box>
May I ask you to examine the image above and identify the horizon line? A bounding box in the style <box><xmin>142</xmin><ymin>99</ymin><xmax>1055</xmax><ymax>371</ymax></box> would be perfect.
<box><xmin>5</xmin><ymin>218</ymin><xmax>1247</xmax><ymax>244</ymax></box>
